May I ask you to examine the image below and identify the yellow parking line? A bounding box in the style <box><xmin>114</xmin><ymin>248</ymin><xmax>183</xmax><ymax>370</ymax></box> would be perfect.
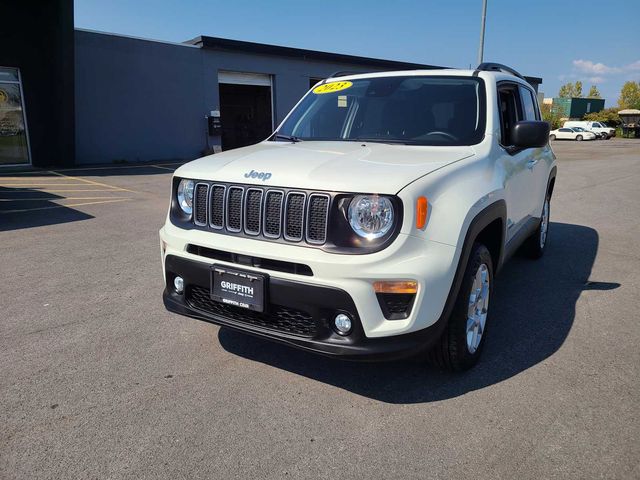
<box><xmin>37</xmin><ymin>162</ymin><xmax>184</xmax><ymax>173</ymax></box>
<box><xmin>0</xmin><ymin>197</ymin><xmax>126</xmax><ymax>201</ymax></box>
<box><xmin>5</xmin><ymin>189</ymin><xmax>125</xmax><ymax>192</ymax></box>
<box><xmin>0</xmin><ymin>198</ymin><xmax>131</xmax><ymax>214</ymax></box>
<box><xmin>0</xmin><ymin>183</ymin><xmax>92</xmax><ymax>187</ymax></box>
<box><xmin>48</xmin><ymin>171</ymin><xmax>135</xmax><ymax>193</ymax></box>
<box><xmin>0</xmin><ymin>177</ymin><xmax>72</xmax><ymax>181</ymax></box>
<box><xmin>65</xmin><ymin>198</ymin><xmax>131</xmax><ymax>207</ymax></box>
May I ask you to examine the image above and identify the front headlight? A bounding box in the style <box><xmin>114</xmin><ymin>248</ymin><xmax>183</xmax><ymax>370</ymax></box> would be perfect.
<box><xmin>348</xmin><ymin>195</ymin><xmax>394</xmax><ymax>239</ymax></box>
<box><xmin>177</xmin><ymin>179</ymin><xmax>195</xmax><ymax>215</ymax></box>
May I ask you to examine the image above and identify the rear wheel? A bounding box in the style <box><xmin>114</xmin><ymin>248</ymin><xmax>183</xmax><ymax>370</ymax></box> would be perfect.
<box><xmin>549</xmin><ymin>134</ymin><xmax>556</xmax><ymax>141</ymax></box>
<box><xmin>576</xmin><ymin>135</ymin><xmax>583</xmax><ymax>141</ymax></box>
<box><xmin>522</xmin><ymin>196</ymin><xmax>550</xmax><ymax>259</ymax></box>
<box><xmin>428</xmin><ymin>243</ymin><xmax>493</xmax><ymax>371</ymax></box>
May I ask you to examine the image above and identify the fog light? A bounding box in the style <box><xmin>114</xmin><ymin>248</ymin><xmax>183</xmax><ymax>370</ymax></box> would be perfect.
<box><xmin>334</xmin><ymin>313</ymin><xmax>352</xmax><ymax>335</ymax></box>
<box><xmin>173</xmin><ymin>276</ymin><xmax>184</xmax><ymax>294</ymax></box>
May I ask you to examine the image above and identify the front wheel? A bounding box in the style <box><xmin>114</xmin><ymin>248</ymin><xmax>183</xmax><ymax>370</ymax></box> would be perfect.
<box><xmin>576</xmin><ymin>135</ymin><xmax>583</xmax><ymax>141</ymax></box>
<box><xmin>428</xmin><ymin>243</ymin><xmax>493</xmax><ymax>371</ymax></box>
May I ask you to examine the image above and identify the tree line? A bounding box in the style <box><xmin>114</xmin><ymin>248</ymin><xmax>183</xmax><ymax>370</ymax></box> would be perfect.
<box><xmin>541</xmin><ymin>80</ymin><xmax>640</xmax><ymax>128</ymax></box>
<box><xmin>556</xmin><ymin>80</ymin><xmax>640</xmax><ymax>109</ymax></box>
<box><xmin>558</xmin><ymin>81</ymin><xmax>601</xmax><ymax>99</ymax></box>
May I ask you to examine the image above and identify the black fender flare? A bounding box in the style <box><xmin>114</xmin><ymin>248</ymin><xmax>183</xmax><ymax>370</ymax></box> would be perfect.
<box><xmin>429</xmin><ymin>200</ymin><xmax>506</xmax><ymax>336</ymax></box>
<box><xmin>547</xmin><ymin>166</ymin><xmax>558</xmax><ymax>198</ymax></box>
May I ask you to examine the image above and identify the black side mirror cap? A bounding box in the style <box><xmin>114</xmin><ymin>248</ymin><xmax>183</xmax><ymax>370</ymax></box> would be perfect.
<box><xmin>512</xmin><ymin>121</ymin><xmax>550</xmax><ymax>149</ymax></box>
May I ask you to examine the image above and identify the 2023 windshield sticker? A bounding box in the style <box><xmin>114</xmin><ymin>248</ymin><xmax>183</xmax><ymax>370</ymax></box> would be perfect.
<box><xmin>313</xmin><ymin>81</ymin><xmax>353</xmax><ymax>94</ymax></box>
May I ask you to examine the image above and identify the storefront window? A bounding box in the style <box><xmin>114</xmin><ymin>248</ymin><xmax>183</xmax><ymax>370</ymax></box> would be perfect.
<box><xmin>0</xmin><ymin>67</ymin><xmax>30</xmax><ymax>165</ymax></box>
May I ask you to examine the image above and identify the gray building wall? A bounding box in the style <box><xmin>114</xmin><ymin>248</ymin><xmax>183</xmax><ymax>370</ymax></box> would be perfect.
<box><xmin>75</xmin><ymin>30</ymin><xmax>384</xmax><ymax>165</ymax></box>
<box><xmin>75</xmin><ymin>31</ymin><xmax>205</xmax><ymax>164</ymax></box>
<box><xmin>76</xmin><ymin>30</ymin><xmax>542</xmax><ymax>165</ymax></box>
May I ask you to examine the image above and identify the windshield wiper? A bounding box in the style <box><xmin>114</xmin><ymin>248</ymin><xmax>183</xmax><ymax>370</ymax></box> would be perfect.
<box><xmin>349</xmin><ymin>137</ymin><xmax>412</xmax><ymax>145</ymax></box>
<box><xmin>272</xmin><ymin>133</ymin><xmax>302</xmax><ymax>143</ymax></box>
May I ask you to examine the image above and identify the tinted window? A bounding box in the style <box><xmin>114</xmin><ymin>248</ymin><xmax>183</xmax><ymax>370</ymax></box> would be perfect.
<box><xmin>560</xmin><ymin>128</ymin><xmax>571</xmax><ymax>132</ymax></box>
<box><xmin>519</xmin><ymin>86</ymin><xmax>538</xmax><ymax>120</ymax></box>
<box><xmin>277</xmin><ymin>76</ymin><xmax>486</xmax><ymax>146</ymax></box>
<box><xmin>498</xmin><ymin>87</ymin><xmax>520</xmax><ymax>145</ymax></box>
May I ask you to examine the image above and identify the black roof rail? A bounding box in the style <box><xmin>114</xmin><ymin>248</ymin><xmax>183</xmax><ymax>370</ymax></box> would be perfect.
<box><xmin>476</xmin><ymin>62</ymin><xmax>525</xmax><ymax>80</ymax></box>
<box><xmin>327</xmin><ymin>70</ymin><xmax>364</xmax><ymax>79</ymax></box>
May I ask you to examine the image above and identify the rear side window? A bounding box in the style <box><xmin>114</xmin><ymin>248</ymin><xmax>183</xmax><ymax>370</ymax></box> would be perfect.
<box><xmin>519</xmin><ymin>86</ymin><xmax>539</xmax><ymax>121</ymax></box>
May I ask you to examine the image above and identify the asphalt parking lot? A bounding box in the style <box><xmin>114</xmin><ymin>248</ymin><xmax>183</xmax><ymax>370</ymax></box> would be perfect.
<box><xmin>1</xmin><ymin>139</ymin><xmax>639</xmax><ymax>479</ymax></box>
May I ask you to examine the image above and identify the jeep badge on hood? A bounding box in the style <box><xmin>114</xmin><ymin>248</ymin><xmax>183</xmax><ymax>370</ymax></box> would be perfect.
<box><xmin>244</xmin><ymin>170</ymin><xmax>272</xmax><ymax>181</ymax></box>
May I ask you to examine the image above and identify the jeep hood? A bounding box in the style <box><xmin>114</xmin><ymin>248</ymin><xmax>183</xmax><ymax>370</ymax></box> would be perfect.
<box><xmin>175</xmin><ymin>141</ymin><xmax>475</xmax><ymax>193</ymax></box>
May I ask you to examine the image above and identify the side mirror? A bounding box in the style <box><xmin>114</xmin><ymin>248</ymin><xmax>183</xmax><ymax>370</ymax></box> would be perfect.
<box><xmin>512</xmin><ymin>121</ymin><xmax>550</xmax><ymax>149</ymax></box>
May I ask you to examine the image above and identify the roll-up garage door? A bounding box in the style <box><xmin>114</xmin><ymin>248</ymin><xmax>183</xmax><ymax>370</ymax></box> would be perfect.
<box><xmin>218</xmin><ymin>71</ymin><xmax>272</xmax><ymax>87</ymax></box>
<box><xmin>218</xmin><ymin>71</ymin><xmax>273</xmax><ymax>150</ymax></box>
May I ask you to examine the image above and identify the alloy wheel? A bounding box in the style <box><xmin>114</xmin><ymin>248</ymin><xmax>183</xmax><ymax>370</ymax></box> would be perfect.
<box><xmin>466</xmin><ymin>263</ymin><xmax>490</xmax><ymax>354</ymax></box>
<box><xmin>540</xmin><ymin>198</ymin><xmax>549</xmax><ymax>249</ymax></box>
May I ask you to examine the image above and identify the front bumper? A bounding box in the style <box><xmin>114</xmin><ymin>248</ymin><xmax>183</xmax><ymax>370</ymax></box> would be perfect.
<box><xmin>160</xmin><ymin>221</ymin><xmax>459</xmax><ymax>338</ymax></box>
<box><xmin>163</xmin><ymin>254</ymin><xmax>447</xmax><ymax>361</ymax></box>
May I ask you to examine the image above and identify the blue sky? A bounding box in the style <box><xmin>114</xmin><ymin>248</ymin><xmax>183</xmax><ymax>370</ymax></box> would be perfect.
<box><xmin>75</xmin><ymin>0</ymin><xmax>639</xmax><ymax>105</ymax></box>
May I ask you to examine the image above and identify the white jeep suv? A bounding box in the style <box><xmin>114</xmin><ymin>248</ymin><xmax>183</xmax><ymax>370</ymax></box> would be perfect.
<box><xmin>160</xmin><ymin>63</ymin><xmax>556</xmax><ymax>371</ymax></box>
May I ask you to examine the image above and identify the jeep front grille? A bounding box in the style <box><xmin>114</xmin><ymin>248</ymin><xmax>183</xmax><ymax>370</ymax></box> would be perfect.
<box><xmin>192</xmin><ymin>182</ymin><xmax>331</xmax><ymax>245</ymax></box>
<box><xmin>306</xmin><ymin>194</ymin><xmax>330</xmax><ymax>244</ymax></box>
<box><xmin>244</xmin><ymin>188</ymin><xmax>263</xmax><ymax>235</ymax></box>
<box><xmin>264</xmin><ymin>190</ymin><xmax>284</xmax><ymax>238</ymax></box>
<box><xmin>194</xmin><ymin>183</ymin><xmax>209</xmax><ymax>226</ymax></box>
<box><xmin>284</xmin><ymin>192</ymin><xmax>305</xmax><ymax>241</ymax></box>
<box><xmin>209</xmin><ymin>185</ymin><xmax>225</xmax><ymax>228</ymax></box>
<box><xmin>226</xmin><ymin>186</ymin><xmax>244</xmax><ymax>232</ymax></box>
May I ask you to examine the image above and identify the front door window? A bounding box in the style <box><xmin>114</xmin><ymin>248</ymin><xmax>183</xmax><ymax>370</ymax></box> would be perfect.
<box><xmin>0</xmin><ymin>67</ymin><xmax>30</xmax><ymax>165</ymax></box>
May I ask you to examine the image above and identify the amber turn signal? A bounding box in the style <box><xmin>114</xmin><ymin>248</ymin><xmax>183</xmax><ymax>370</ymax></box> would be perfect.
<box><xmin>416</xmin><ymin>196</ymin><xmax>428</xmax><ymax>229</ymax></box>
<box><xmin>373</xmin><ymin>281</ymin><xmax>418</xmax><ymax>294</ymax></box>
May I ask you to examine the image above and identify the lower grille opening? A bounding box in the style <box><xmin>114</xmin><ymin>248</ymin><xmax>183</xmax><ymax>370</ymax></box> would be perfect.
<box><xmin>186</xmin><ymin>244</ymin><xmax>313</xmax><ymax>276</ymax></box>
<box><xmin>376</xmin><ymin>293</ymin><xmax>416</xmax><ymax>320</ymax></box>
<box><xmin>187</xmin><ymin>285</ymin><xmax>317</xmax><ymax>337</ymax></box>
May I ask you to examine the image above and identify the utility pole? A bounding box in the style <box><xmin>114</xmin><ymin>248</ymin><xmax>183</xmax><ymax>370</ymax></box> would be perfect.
<box><xmin>477</xmin><ymin>0</ymin><xmax>488</xmax><ymax>65</ymax></box>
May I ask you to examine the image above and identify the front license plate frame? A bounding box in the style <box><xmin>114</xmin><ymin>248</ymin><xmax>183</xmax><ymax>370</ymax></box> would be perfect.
<box><xmin>210</xmin><ymin>265</ymin><xmax>266</xmax><ymax>313</ymax></box>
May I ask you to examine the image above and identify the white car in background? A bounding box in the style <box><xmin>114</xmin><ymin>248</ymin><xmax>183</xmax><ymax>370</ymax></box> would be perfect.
<box><xmin>549</xmin><ymin>127</ymin><xmax>597</xmax><ymax>141</ymax></box>
<box><xmin>568</xmin><ymin>126</ymin><xmax>604</xmax><ymax>139</ymax></box>
<box><xmin>563</xmin><ymin>120</ymin><xmax>615</xmax><ymax>139</ymax></box>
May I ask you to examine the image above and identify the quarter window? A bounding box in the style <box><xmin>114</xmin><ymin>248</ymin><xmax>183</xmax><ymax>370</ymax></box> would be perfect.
<box><xmin>519</xmin><ymin>86</ymin><xmax>539</xmax><ymax>121</ymax></box>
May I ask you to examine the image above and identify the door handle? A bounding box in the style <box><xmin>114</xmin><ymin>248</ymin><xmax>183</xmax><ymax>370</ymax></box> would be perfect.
<box><xmin>526</xmin><ymin>159</ymin><xmax>539</xmax><ymax>169</ymax></box>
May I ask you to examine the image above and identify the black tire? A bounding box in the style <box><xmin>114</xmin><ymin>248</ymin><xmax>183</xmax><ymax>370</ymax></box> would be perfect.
<box><xmin>549</xmin><ymin>134</ymin><xmax>556</xmax><ymax>141</ymax></box>
<box><xmin>428</xmin><ymin>243</ymin><xmax>493</xmax><ymax>371</ymax></box>
<box><xmin>522</xmin><ymin>195</ymin><xmax>550</xmax><ymax>259</ymax></box>
<box><xmin>607</xmin><ymin>135</ymin><xmax>613</xmax><ymax>140</ymax></box>
<box><xmin>576</xmin><ymin>135</ymin><xmax>583</xmax><ymax>141</ymax></box>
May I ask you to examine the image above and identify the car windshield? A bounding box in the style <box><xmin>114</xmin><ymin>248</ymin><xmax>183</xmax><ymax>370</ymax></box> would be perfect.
<box><xmin>274</xmin><ymin>76</ymin><xmax>486</xmax><ymax>146</ymax></box>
